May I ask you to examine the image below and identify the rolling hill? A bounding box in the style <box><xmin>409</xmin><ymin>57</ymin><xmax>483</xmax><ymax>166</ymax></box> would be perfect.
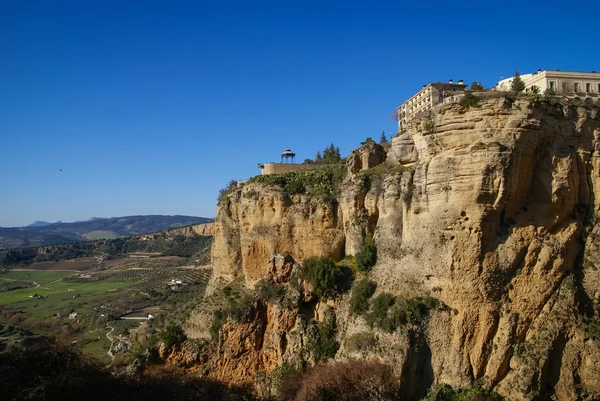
<box><xmin>0</xmin><ymin>215</ymin><xmax>213</xmax><ymax>249</ymax></box>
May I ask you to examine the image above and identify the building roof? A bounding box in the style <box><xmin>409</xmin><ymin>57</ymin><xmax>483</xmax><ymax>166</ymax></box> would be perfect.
<box><xmin>281</xmin><ymin>149</ymin><xmax>295</xmax><ymax>156</ymax></box>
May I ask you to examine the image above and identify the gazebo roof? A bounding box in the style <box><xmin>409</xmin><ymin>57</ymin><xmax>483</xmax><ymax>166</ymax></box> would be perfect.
<box><xmin>281</xmin><ymin>148</ymin><xmax>296</xmax><ymax>157</ymax></box>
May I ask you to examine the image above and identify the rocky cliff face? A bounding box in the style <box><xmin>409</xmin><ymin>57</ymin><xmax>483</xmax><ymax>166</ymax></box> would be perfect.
<box><xmin>199</xmin><ymin>97</ymin><xmax>600</xmax><ymax>401</ymax></box>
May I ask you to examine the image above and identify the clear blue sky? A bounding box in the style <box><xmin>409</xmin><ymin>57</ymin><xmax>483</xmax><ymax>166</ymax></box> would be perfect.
<box><xmin>1</xmin><ymin>0</ymin><xmax>598</xmax><ymax>227</ymax></box>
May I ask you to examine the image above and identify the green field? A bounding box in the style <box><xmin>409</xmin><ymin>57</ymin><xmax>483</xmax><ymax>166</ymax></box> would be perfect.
<box><xmin>0</xmin><ymin>270</ymin><xmax>138</xmax><ymax>318</ymax></box>
<box><xmin>85</xmin><ymin>230</ymin><xmax>118</xmax><ymax>240</ymax></box>
<box><xmin>1</xmin><ymin>270</ymin><xmax>73</xmax><ymax>285</ymax></box>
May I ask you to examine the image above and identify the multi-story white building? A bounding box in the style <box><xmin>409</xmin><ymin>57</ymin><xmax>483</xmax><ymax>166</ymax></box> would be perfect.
<box><xmin>496</xmin><ymin>69</ymin><xmax>600</xmax><ymax>94</ymax></box>
<box><xmin>397</xmin><ymin>80</ymin><xmax>467</xmax><ymax>127</ymax></box>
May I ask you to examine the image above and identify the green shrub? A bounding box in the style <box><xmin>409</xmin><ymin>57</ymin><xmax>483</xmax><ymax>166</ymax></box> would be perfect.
<box><xmin>159</xmin><ymin>325</ymin><xmax>187</xmax><ymax>349</ymax></box>
<box><xmin>349</xmin><ymin>278</ymin><xmax>376</xmax><ymax>315</ymax></box>
<box><xmin>210</xmin><ymin>292</ymin><xmax>255</xmax><ymax>342</ymax></box>
<box><xmin>366</xmin><ymin>295</ymin><xmax>441</xmax><ymax>332</ymax></box>
<box><xmin>247</xmin><ymin>166</ymin><xmax>346</xmax><ymax>202</ymax></box>
<box><xmin>301</xmin><ymin>256</ymin><xmax>352</xmax><ymax>299</ymax></box>
<box><xmin>346</xmin><ymin>331</ymin><xmax>378</xmax><ymax>352</ymax></box>
<box><xmin>423</xmin><ymin>119</ymin><xmax>435</xmax><ymax>133</ymax></box>
<box><xmin>459</xmin><ymin>92</ymin><xmax>480</xmax><ymax>109</ymax></box>
<box><xmin>355</xmin><ymin>237</ymin><xmax>377</xmax><ymax>272</ymax></box>
<box><xmin>470</xmin><ymin>82</ymin><xmax>484</xmax><ymax>91</ymax></box>
<box><xmin>366</xmin><ymin>292</ymin><xmax>396</xmax><ymax>330</ymax></box>
<box><xmin>217</xmin><ymin>179</ymin><xmax>238</xmax><ymax>203</ymax></box>
<box><xmin>270</xmin><ymin>362</ymin><xmax>299</xmax><ymax>394</ymax></box>
<box><xmin>306</xmin><ymin>307</ymin><xmax>339</xmax><ymax>362</ymax></box>
<box><xmin>584</xmin><ymin>317</ymin><xmax>600</xmax><ymax>340</ymax></box>
<box><xmin>526</xmin><ymin>85</ymin><xmax>541</xmax><ymax>103</ymax></box>
<box><xmin>421</xmin><ymin>383</ymin><xmax>504</xmax><ymax>401</ymax></box>
<box><xmin>256</xmin><ymin>279</ymin><xmax>287</xmax><ymax>303</ymax></box>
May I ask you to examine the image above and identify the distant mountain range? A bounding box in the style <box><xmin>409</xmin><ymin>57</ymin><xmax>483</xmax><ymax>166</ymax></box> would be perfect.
<box><xmin>0</xmin><ymin>215</ymin><xmax>213</xmax><ymax>249</ymax></box>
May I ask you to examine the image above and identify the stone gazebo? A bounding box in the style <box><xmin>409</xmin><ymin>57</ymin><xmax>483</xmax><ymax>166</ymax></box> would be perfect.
<box><xmin>257</xmin><ymin>148</ymin><xmax>318</xmax><ymax>175</ymax></box>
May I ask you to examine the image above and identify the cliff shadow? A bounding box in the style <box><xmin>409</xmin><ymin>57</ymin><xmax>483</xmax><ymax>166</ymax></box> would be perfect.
<box><xmin>399</xmin><ymin>329</ymin><xmax>433</xmax><ymax>401</ymax></box>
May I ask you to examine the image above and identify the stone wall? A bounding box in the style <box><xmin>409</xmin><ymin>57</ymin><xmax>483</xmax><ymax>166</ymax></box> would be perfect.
<box><xmin>260</xmin><ymin>163</ymin><xmax>319</xmax><ymax>175</ymax></box>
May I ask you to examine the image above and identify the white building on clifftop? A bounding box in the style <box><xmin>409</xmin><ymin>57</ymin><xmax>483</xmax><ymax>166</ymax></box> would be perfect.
<box><xmin>496</xmin><ymin>69</ymin><xmax>600</xmax><ymax>94</ymax></box>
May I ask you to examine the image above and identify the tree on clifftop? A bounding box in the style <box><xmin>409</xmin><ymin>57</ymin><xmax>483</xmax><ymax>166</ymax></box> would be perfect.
<box><xmin>316</xmin><ymin>143</ymin><xmax>341</xmax><ymax>164</ymax></box>
<box><xmin>379</xmin><ymin>131</ymin><xmax>388</xmax><ymax>144</ymax></box>
<box><xmin>470</xmin><ymin>82</ymin><xmax>484</xmax><ymax>91</ymax></box>
<box><xmin>511</xmin><ymin>70</ymin><xmax>526</xmax><ymax>92</ymax></box>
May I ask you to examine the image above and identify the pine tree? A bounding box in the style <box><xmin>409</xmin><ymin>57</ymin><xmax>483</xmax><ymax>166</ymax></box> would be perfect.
<box><xmin>379</xmin><ymin>131</ymin><xmax>388</xmax><ymax>144</ymax></box>
<box><xmin>511</xmin><ymin>70</ymin><xmax>526</xmax><ymax>92</ymax></box>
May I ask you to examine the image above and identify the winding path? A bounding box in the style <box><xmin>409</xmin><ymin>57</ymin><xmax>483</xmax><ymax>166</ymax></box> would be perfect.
<box><xmin>105</xmin><ymin>325</ymin><xmax>115</xmax><ymax>358</ymax></box>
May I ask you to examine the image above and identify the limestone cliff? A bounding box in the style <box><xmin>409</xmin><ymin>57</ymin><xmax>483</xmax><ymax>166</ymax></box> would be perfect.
<box><xmin>198</xmin><ymin>96</ymin><xmax>600</xmax><ymax>401</ymax></box>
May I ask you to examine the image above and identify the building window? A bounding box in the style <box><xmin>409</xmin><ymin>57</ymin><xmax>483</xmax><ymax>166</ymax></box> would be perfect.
<box><xmin>549</xmin><ymin>81</ymin><xmax>555</xmax><ymax>90</ymax></box>
<box><xmin>586</xmin><ymin>83</ymin><xmax>591</xmax><ymax>92</ymax></box>
<box><xmin>574</xmin><ymin>83</ymin><xmax>579</xmax><ymax>92</ymax></box>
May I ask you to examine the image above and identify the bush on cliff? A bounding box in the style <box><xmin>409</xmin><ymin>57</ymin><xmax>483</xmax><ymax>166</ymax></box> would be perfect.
<box><xmin>421</xmin><ymin>383</ymin><xmax>504</xmax><ymax>401</ymax></box>
<box><xmin>459</xmin><ymin>92</ymin><xmax>480</xmax><ymax>109</ymax></box>
<box><xmin>210</xmin><ymin>290</ymin><xmax>255</xmax><ymax>342</ymax></box>
<box><xmin>355</xmin><ymin>237</ymin><xmax>377</xmax><ymax>272</ymax></box>
<box><xmin>366</xmin><ymin>294</ymin><xmax>441</xmax><ymax>332</ymax></box>
<box><xmin>350</xmin><ymin>278</ymin><xmax>377</xmax><ymax>315</ymax></box>
<box><xmin>300</xmin><ymin>256</ymin><xmax>352</xmax><ymax>299</ymax></box>
<box><xmin>305</xmin><ymin>306</ymin><xmax>339</xmax><ymax>363</ymax></box>
<box><xmin>247</xmin><ymin>166</ymin><xmax>346</xmax><ymax>202</ymax></box>
<box><xmin>256</xmin><ymin>279</ymin><xmax>287</xmax><ymax>304</ymax></box>
<box><xmin>159</xmin><ymin>325</ymin><xmax>187</xmax><ymax>349</ymax></box>
<box><xmin>217</xmin><ymin>179</ymin><xmax>238</xmax><ymax>203</ymax></box>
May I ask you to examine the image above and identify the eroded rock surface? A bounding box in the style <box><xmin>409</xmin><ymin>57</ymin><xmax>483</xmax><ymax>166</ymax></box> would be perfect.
<box><xmin>199</xmin><ymin>98</ymin><xmax>600</xmax><ymax>400</ymax></box>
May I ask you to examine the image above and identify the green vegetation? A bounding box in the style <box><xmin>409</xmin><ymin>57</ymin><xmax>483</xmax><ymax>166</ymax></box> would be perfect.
<box><xmin>0</xmin><ymin>279</ymin><xmax>35</xmax><ymax>292</ymax></box>
<box><xmin>1</xmin><ymin>270</ymin><xmax>72</xmax><ymax>284</ymax></box>
<box><xmin>217</xmin><ymin>179</ymin><xmax>239</xmax><ymax>203</ymax></box>
<box><xmin>359</xmin><ymin>162</ymin><xmax>413</xmax><ymax>183</ymax></box>
<box><xmin>421</xmin><ymin>383</ymin><xmax>504</xmax><ymax>401</ymax></box>
<box><xmin>210</xmin><ymin>286</ymin><xmax>255</xmax><ymax>342</ymax></box>
<box><xmin>459</xmin><ymin>92</ymin><xmax>480</xmax><ymax>109</ymax></box>
<box><xmin>159</xmin><ymin>324</ymin><xmax>187</xmax><ymax>349</ymax></box>
<box><xmin>0</xmin><ymin>235</ymin><xmax>212</xmax><ymax>267</ymax></box>
<box><xmin>355</xmin><ymin>237</ymin><xmax>377</xmax><ymax>272</ymax></box>
<box><xmin>0</xmin><ymin>271</ymin><xmax>137</xmax><ymax>318</ymax></box>
<box><xmin>511</xmin><ymin>70</ymin><xmax>526</xmax><ymax>92</ymax></box>
<box><xmin>0</xmin><ymin>336</ymin><xmax>256</xmax><ymax>401</ymax></box>
<box><xmin>365</xmin><ymin>294</ymin><xmax>441</xmax><ymax>332</ymax></box>
<box><xmin>423</xmin><ymin>119</ymin><xmax>435</xmax><ymax>133</ymax></box>
<box><xmin>526</xmin><ymin>85</ymin><xmax>542</xmax><ymax>103</ymax></box>
<box><xmin>255</xmin><ymin>279</ymin><xmax>287</xmax><ymax>304</ymax></box>
<box><xmin>470</xmin><ymin>82</ymin><xmax>484</xmax><ymax>91</ymax></box>
<box><xmin>379</xmin><ymin>131</ymin><xmax>388</xmax><ymax>144</ymax></box>
<box><xmin>345</xmin><ymin>331</ymin><xmax>378</xmax><ymax>352</ymax></box>
<box><xmin>86</xmin><ymin>231</ymin><xmax>118</xmax><ymax>240</ymax></box>
<box><xmin>314</xmin><ymin>143</ymin><xmax>343</xmax><ymax>165</ymax></box>
<box><xmin>349</xmin><ymin>278</ymin><xmax>376</xmax><ymax>315</ymax></box>
<box><xmin>297</xmin><ymin>256</ymin><xmax>352</xmax><ymax>299</ymax></box>
<box><xmin>247</xmin><ymin>166</ymin><xmax>346</xmax><ymax>202</ymax></box>
<box><xmin>306</xmin><ymin>306</ymin><xmax>338</xmax><ymax>362</ymax></box>
<box><xmin>584</xmin><ymin>317</ymin><xmax>600</xmax><ymax>340</ymax></box>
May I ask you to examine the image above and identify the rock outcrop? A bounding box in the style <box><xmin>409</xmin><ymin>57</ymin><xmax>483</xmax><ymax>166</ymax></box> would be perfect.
<box><xmin>199</xmin><ymin>97</ymin><xmax>600</xmax><ymax>401</ymax></box>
